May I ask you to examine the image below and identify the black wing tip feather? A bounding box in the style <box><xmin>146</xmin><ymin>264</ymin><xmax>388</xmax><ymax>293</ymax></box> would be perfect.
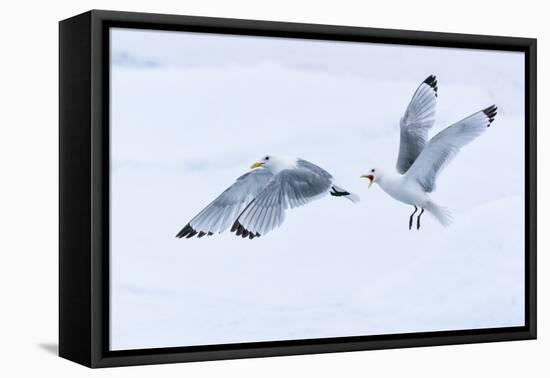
<box><xmin>330</xmin><ymin>186</ymin><xmax>350</xmax><ymax>197</ymax></box>
<box><xmin>176</xmin><ymin>223</ymin><xmax>193</xmax><ymax>238</ymax></box>
<box><xmin>423</xmin><ymin>74</ymin><xmax>438</xmax><ymax>96</ymax></box>
<box><xmin>176</xmin><ymin>223</ymin><xmax>213</xmax><ymax>239</ymax></box>
<box><xmin>231</xmin><ymin>220</ymin><xmax>261</xmax><ymax>239</ymax></box>
<box><xmin>483</xmin><ymin>105</ymin><xmax>498</xmax><ymax>126</ymax></box>
<box><xmin>176</xmin><ymin>215</ymin><xmax>262</xmax><ymax>241</ymax></box>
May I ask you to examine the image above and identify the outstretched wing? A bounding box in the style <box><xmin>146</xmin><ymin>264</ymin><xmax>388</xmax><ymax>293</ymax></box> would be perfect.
<box><xmin>231</xmin><ymin>160</ymin><xmax>333</xmax><ymax>238</ymax></box>
<box><xmin>176</xmin><ymin>169</ymin><xmax>274</xmax><ymax>238</ymax></box>
<box><xmin>405</xmin><ymin>105</ymin><xmax>497</xmax><ymax>193</ymax></box>
<box><xmin>396</xmin><ymin>75</ymin><xmax>438</xmax><ymax>174</ymax></box>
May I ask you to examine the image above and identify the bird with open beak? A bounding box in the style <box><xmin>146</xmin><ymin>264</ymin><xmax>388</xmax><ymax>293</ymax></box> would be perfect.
<box><xmin>360</xmin><ymin>173</ymin><xmax>375</xmax><ymax>189</ymax></box>
<box><xmin>358</xmin><ymin>75</ymin><xmax>497</xmax><ymax>230</ymax></box>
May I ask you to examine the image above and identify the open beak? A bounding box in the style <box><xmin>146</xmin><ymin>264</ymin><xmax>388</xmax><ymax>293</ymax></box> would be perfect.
<box><xmin>360</xmin><ymin>174</ymin><xmax>374</xmax><ymax>188</ymax></box>
<box><xmin>250</xmin><ymin>161</ymin><xmax>264</xmax><ymax>169</ymax></box>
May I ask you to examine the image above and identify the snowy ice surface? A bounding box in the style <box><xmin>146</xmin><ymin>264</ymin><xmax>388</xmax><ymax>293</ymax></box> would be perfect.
<box><xmin>109</xmin><ymin>28</ymin><xmax>525</xmax><ymax>350</ymax></box>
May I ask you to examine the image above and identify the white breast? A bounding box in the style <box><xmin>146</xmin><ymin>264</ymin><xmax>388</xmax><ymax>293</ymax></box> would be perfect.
<box><xmin>378</xmin><ymin>176</ymin><xmax>427</xmax><ymax>206</ymax></box>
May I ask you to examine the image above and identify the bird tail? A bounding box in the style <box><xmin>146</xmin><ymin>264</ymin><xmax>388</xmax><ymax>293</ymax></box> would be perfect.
<box><xmin>330</xmin><ymin>185</ymin><xmax>360</xmax><ymax>203</ymax></box>
<box><xmin>424</xmin><ymin>201</ymin><xmax>453</xmax><ymax>227</ymax></box>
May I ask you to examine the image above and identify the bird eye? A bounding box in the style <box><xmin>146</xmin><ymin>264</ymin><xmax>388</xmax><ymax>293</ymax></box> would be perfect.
<box><xmin>371</xmin><ymin>169</ymin><xmax>375</xmax><ymax>173</ymax></box>
<box><xmin>265</xmin><ymin>156</ymin><xmax>270</xmax><ymax>161</ymax></box>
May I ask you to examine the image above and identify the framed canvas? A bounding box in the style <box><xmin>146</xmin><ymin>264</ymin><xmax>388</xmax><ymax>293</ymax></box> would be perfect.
<box><xmin>59</xmin><ymin>10</ymin><xmax>537</xmax><ymax>368</ymax></box>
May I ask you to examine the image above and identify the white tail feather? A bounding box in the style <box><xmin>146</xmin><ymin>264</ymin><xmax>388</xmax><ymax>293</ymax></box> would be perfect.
<box><xmin>344</xmin><ymin>192</ymin><xmax>360</xmax><ymax>203</ymax></box>
<box><xmin>425</xmin><ymin>201</ymin><xmax>453</xmax><ymax>227</ymax></box>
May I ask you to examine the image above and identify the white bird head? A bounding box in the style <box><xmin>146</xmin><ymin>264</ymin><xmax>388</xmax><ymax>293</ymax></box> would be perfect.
<box><xmin>360</xmin><ymin>168</ymin><xmax>382</xmax><ymax>188</ymax></box>
<box><xmin>250</xmin><ymin>155</ymin><xmax>293</xmax><ymax>174</ymax></box>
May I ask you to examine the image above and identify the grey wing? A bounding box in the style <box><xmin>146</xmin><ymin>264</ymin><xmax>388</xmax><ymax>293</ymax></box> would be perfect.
<box><xmin>396</xmin><ymin>75</ymin><xmax>438</xmax><ymax>174</ymax></box>
<box><xmin>405</xmin><ymin>105</ymin><xmax>497</xmax><ymax>193</ymax></box>
<box><xmin>176</xmin><ymin>169</ymin><xmax>274</xmax><ymax>238</ymax></box>
<box><xmin>231</xmin><ymin>161</ymin><xmax>333</xmax><ymax>238</ymax></box>
<box><xmin>295</xmin><ymin>158</ymin><xmax>333</xmax><ymax>181</ymax></box>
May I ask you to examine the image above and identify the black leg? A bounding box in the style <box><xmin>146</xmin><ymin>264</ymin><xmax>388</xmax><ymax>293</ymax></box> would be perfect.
<box><xmin>417</xmin><ymin>208</ymin><xmax>425</xmax><ymax>230</ymax></box>
<box><xmin>409</xmin><ymin>205</ymin><xmax>418</xmax><ymax>230</ymax></box>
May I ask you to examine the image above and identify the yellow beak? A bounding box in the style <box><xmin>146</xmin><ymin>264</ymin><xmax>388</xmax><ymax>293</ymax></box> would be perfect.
<box><xmin>360</xmin><ymin>174</ymin><xmax>374</xmax><ymax>189</ymax></box>
<box><xmin>250</xmin><ymin>161</ymin><xmax>264</xmax><ymax>169</ymax></box>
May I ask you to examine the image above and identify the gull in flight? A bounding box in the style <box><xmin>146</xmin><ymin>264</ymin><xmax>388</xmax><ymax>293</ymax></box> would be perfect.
<box><xmin>360</xmin><ymin>75</ymin><xmax>498</xmax><ymax>230</ymax></box>
<box><xmin>177</xmin><ymin>155</ymin><xmax>359</xmax><ymax>239</ymax></box>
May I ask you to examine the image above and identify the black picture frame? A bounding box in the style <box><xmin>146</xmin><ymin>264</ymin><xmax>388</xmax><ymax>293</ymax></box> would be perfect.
<box><xmin>59</xmin><ymin>9</ymin><xmax>537</xmax><ymax>368</ymax></box>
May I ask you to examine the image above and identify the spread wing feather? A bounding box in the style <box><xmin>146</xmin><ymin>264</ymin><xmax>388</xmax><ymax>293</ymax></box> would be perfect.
<box><xmin>231</xmin><ymin>159</ymin><xmax>333</xmax><ymax>238</ymax></box>
<box><xmin>396</xmin><ymin>75</ymin><xmax>438</xmax><ymax>174</ymax></box>
<box><xmin>405</xmin><ymin>105</ymin><xmax>497</xmax><ymax>192</ymax></box>
<box><xmin>176</xmin><ymin>169</ymin><xmax>274</xmax><ymax>238</ymax></box>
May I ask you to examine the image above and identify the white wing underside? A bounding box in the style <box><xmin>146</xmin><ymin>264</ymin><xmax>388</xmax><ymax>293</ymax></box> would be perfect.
<box><xmin>405</xmin><ymin>105</ymin><xmax>498</xmax><ymax>192</ymax></box>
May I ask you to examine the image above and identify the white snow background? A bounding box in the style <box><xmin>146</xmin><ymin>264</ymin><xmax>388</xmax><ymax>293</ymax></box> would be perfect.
<box><xmin>109</xmin><ymin>28</ymin><xmax>525</xmax><ymax>350</ymax></box>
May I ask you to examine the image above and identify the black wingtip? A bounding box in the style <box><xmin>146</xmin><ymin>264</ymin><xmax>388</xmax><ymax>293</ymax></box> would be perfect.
<box><xmin>176</xmin><ymin>223</ymin><xmax>208</xmax><ymax>239</ymax></box>
<box><xmin>176</xmin><ymin>223</ymin><xmax>194</xmax><ymax>238</ymax></box>
<box><xmin>230</xmin><ymin>221</ymin><xmax>260</xmax><ymax>239</ymax></box>
<box><xmin>186</xmin><ymin>229</ymin><xmax>198</xmax><ymax>238</ymax></box>
<box><xmin>483</xmin><ymin>105</ymin><xmax>498</xmax><ymax>126</ymax></box>
<box><xmin>423</xmin><ymin>74</ymin><xmax>438</xmax><ymax>96</ymax></box>
<box><xmin>236</xmin><ymin>223</ymin><xmax>244</xmax><ymax>236</ymax></box>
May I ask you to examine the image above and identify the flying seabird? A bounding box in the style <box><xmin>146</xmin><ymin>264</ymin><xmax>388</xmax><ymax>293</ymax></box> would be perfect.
<box><xmin>360</xmin><ymin>75</ymin><xmax>497</xmax><ymax>229</ymax></box>
<box><xmin>177</xmin><ymin>155</ymin><xmax>359</xmax><ymax>239</ymax></box>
